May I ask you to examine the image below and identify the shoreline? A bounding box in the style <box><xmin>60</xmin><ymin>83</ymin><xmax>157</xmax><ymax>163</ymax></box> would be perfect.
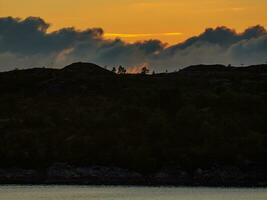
<box><xmin>0</xmin><ymin>183</ymin><xmax>267</xmax><ymax>188</ymax></box>
<box><xmin>1</xmin><ymin>164</ymin><xmax>267</xmax><ymax>187</ymax></box>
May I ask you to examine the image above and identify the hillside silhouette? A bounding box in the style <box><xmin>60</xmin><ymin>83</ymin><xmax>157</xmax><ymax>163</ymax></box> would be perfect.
<box><xmin>0</xmin><ymin>62</ymin><xmax>267</xmax><ymax>185</ymax></box>
<box><xmin>61</xmin><ymin>62</ymin><xmax>115</xmax><ymax>76</ymax></box>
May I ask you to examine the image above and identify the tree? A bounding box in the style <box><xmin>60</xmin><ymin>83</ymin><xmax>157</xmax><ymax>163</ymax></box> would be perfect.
<box><xmin>118</xmin><ymin>65</ymin><xmax>126</xmax><ymax>74</ymax></box>
<box><xmin>141</xmin><ymin>67</ymin><xmax>149</xmax><ymax>75</ymax></box>
<box><xmin>111</xmin><ymin>67</ymin><xmax>117</xmax><ymax>73</ymax></box>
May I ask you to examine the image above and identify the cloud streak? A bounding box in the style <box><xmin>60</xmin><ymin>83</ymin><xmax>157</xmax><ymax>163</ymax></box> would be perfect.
<box><xmin>105</xmin><ymin>32</ymin><xmax>182</xmax><ymax>38</ymax></box>
<box><xmin>0</xmin><ymin>16</ymin><xmax>267</xmax><ymax>72</ymax></box>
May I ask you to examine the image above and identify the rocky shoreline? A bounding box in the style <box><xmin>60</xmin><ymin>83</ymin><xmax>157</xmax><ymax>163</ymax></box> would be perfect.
<box><xmin>1</xmin><ymin>163</ymin><xmax>267</xmax><ymax>187</ymax></box>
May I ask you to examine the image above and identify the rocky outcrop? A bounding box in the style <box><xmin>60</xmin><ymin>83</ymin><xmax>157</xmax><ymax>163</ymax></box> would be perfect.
<box><xmin>150</xmin><ymin>167</ymin><xmax>190</xmax><ymax>185</ymax></box>
<box><xmin>1</xmin><ymin>164</ymin><xmax>267</xmax><ymax>186</ymax></box>
<box><xmin>0</xmin><ymin>168</ymin><xmax>41</xmax><ymax>184</ymax></box>
<box><xmin>46</xmin><ymin>163</ymin><xmax>144</xmax><ymax>185</ymax></box>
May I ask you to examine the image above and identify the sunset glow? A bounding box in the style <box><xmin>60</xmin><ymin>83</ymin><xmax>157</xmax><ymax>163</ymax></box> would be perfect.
<box><xmin>1</xmin><ymin>0</ymin><xmax>267</xmax><ymax>44</ymax></box>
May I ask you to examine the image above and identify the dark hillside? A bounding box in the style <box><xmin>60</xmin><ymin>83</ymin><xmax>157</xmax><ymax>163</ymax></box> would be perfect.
<box><xmin>0</xmin><ymin>63</ymin><xmax>267</xmax><ymax>185</ymax></box>
<box><xmin>61</xmin><ymin>62</ymin><xmax>114</xmax><ymax>77</ymax></box>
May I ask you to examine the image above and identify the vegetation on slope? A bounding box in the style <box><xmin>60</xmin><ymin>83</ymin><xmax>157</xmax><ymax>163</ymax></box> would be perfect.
<box><xmin>0</xmin><ymin>63</ymin><xmax>267</xmax><ymax>173</ymax></box>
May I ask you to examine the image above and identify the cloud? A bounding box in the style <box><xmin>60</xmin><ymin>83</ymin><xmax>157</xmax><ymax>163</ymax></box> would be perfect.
<box><xmin>104</xmin><ymin>32</ymin><xmax>182</xmax><ymax>38</ymax></box>
<box><xmin>229</xmin><ymin>35</ymin><xmax>267</xmax><ymax>64</ymax></box>
<box><xmin>0</xmin><ymin>16</ymin><xmax>267</xmax><ymax>72</ymax></box>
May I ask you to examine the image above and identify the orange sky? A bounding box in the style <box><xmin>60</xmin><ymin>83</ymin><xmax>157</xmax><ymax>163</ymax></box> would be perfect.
<box><xmin>1</xmin><ymin>0</ymin><xmax>267</xmax><ymax>44</ymax></box>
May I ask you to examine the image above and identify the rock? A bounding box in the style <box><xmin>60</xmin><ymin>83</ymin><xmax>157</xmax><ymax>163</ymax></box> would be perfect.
<box><xmin>151</xmin><ymin>168</ymin><xmax>189</xmax><ymax>185</ymax></box>
<box><xmin>76</xmin><ymin>166</ymin><xmax>142</xmax><ymax>179</ymax></box>
<box><xmin>46</xmin><ymin>163</ymin><xmax>144</xmax><ymax>184</ymax></box>
<box><xmin>47</xmin><ymin>163</ymin><xmax>80</xmax><ymax>180</ymax></box>
<box><xmin>1</xmin><ymin>164</ymin><xmax>267</xmax><ymax>186</ymax></box>
<box><xmin>0</xmin><ymin>168</ymin><xmax>39</xmax><ymax>183</ymax></box>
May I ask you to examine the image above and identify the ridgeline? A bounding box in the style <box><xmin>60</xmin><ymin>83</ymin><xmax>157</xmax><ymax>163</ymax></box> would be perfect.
<box><xmin>0</xmin><ymin>62</ymin><xmax>267</xmax><ymax>186</ymax></box>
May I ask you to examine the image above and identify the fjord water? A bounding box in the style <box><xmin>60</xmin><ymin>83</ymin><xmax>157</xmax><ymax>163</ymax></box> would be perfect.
<box><xmin>0</xmin><ymin>186</ymin><xmax>266</xmax><ymax>200</ymax></box>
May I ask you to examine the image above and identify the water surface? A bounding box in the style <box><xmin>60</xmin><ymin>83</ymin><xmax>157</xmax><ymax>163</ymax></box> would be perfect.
<box><xmin>0</xmin><ymin>185</ymin><xmax>266</xmax><ymax>200</ymax></box>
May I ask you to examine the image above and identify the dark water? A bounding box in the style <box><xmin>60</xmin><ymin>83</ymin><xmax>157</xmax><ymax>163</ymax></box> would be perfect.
<box><xmin>0</xmin><ymin>186</ymin><xmax>266</xmax><ymax>200</ymax></box>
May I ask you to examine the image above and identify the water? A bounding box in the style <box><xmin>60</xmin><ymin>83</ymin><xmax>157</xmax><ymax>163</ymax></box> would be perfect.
<box><xmin>0</xmin><ymin>185</ymin><xmax>266</xmax><ymax>200</ymax></box>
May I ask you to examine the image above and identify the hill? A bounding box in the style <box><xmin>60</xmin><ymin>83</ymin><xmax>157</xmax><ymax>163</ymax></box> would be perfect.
<box><xmin>62</xmin><ymin>62</ymin><xmax>113</xmax><ymax>74</ymax></box>
<box><xmin>0</xmin><ymin>63</ymin><xmax>267</xmax><ymax>185</ymax></box>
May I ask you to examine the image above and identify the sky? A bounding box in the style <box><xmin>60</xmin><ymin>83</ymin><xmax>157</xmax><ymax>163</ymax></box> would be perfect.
<box><xmin>0</xmin><ymin>0</ymin><xmax>267</xmax><ymax>72</ymax></box>
<box><xmin>1</xmin><ymin>0</ymin><xmax>267</xmax><ymax>44</ymax></box>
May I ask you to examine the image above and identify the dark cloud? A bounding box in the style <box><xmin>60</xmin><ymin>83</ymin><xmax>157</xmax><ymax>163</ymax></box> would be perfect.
<box><xmin>166</xmin><ymin>25</ymin><xmax>266</xmax><ymax>54</ymax></box>
<box><xmin>0</xmin><ymin>16</ymin><xmax>103</xmax><ymax>55</ymax></box>
<box><xmin>135</xmin><ymin>40</ymin><xmax>166</xmax><ymax>54</ymax></box>
<box><xmin>242</xmin><ymin>25</ymin><xmax>266</xmax><ymax>39</ymax></box>
<box><xmin>155</xmin><ymin>25</ymin><xmax>267</xmax><ymax>69</ymax></box>
<box><xmin>229</xmin><ymin>35</ymin><xmax>267</xmax><ymax>64</ymax></box>
<box><xmin>0</xmin><ymin>16</ymin><xmax>267</xmax><ymax>72</ymax></box>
